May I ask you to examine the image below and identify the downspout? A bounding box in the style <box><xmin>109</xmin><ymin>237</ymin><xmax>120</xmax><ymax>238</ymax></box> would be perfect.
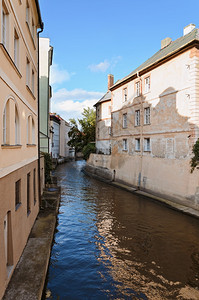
<box><xmin>37</xmin><ymin>22</ymin><xmax>44</xmax><ymax>208</ymax></box>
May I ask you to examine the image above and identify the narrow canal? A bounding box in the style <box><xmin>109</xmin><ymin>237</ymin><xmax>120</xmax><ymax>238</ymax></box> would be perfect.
<box><xmin>45</xmin><ymin>160</ymin><xmax>199</xmax><ymax>300</ymax></box>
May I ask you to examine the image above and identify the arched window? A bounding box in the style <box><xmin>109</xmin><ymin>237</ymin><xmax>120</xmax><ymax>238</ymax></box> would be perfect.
<box><xmin>27</xmin><ymin>115</ymin><xmax>35</xmax><ymax>145</ymax></box>
<box><xmin>3</xmin><ymin>105</ymin><xmax>7</xmax><ymax>144</ymax></box>
<box><xmin>2</xmin><ymin>98</ymin><xmax>20</xmax><ymax>145</ymax></box>
<box><xmin>15</xmin><ymin>106</ymin><xmax>19</xmax><ymax>144</ymax></box>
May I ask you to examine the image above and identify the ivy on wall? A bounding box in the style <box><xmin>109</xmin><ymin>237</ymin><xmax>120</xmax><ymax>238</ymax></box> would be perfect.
<box><xmin>190</xmin><ymin>139</ymin><xmax>199</xmax><ymax>173</ymax></box>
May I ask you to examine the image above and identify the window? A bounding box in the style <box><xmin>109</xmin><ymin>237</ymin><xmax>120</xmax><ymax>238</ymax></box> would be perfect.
<box><xmin>135</xmin><ymin>110</ymin><xmax>140</xmax><ymax>126</ymax></box>
<box><xmin>14</xmin><ymin>29</ymin><xmax>19</xmax><ymax>68</ymax></box>
<box><xmin>135</xmin><ymin>81</ymin><xmax>141</xmax><ymax>97</ymax></box>
<box><xmin>15</xmin><ymin>106</ymin><xmax>19</xmax><ymax>144</ymax></box>
<box><xmin>26</xmin><ymin>58</ymin><xmax>30</xmax><ymax>86</ymax></box>
<box><xmin>123</xmin><ymin>88</ymin><xmax>127</xmax><ymax>102</ymax></box>
<box><xmin>135</xmin><ymin>138</ymin><xmax>140</xmax><ymax>151</ymax></box>
<box><xmin>144</xmin><ymin>107</ymin><xmax>150</xmax><ymax>125</ymax></box>
<box><xmin>31</xmin><ymin>19</ymin><xmax>35</xmax><ymax>40</ymax></box>
<box><xmin>15</xmin><ymin>179</ymin><xmax>21</xmax><ymax>209</ymax></box>
<box><xmin>33</xmin><ymin>168</ymin><xmax>36</xmax><ymax>205</ymax></box>
<box><xmin>2</xmin><ymin>99</ymin><xmax>20</xmax><ymax>145</ymax></box>
<box><xmin>108</xmin><ymin>126</ymin><xmax>112</xmax><ymax>135</ymax></box>
<box><xmin>3</xmin><ymin>105</ymin><xmax>7</xmax><ymax>144</ymax></box>
<box><xmin>144</xmin><ymin>138</ymin><xmax>151</xmax><ymax>152</ymax></box>
<box><xmin>26</xmin><ymin>1</ymin><xmax>30</xmax><ymax>25</ymax></box>
<box><xmin>145</xmin><ymin>76</ymin><xmax>150</xmax><ymax>93</ymax></box>
<box><xmin>27</xmin><ymin>115</ymin><xmax>35</xmax><ymax>144</ymax></box>
<box><xmin>123</xmin><ymin>113</ymin><xmax>127</xmax><ymax>128</ymax></box>
<box><xmin>2</xmin><ymin>3</ymin><xmax>8</xmax><ymax>48</ymax></box>
<box><xmin>31</xmin><ymin>69</ymin><xmax>35</xmax><ymax>94</ymax></box>
<box><xmin>27</xmin><ymin>172</ymin><xmax>31</xmax><ymax>215</ymax></box>
<box><xmin>123</xmin><ymin>139</ymin><xmax>127</xmax><ymax>151</ymax></box>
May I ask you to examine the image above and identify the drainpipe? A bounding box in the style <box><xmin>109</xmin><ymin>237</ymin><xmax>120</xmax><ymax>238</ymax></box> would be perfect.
<box><xmin>37</xmin><ymin>23</ymin><xmax>44</xmax><ymax>208</ymax></box>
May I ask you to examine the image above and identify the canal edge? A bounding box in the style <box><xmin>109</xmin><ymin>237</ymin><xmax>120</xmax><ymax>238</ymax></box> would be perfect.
<box><xmin>82</xmin><ymin>165</ymin><xmax>199</xmax><ymax>220</ymax></box>
<box><xmin>2</xmin><ymin>182</ymin><xmax>61</xmax><ymax>300</ymax></box>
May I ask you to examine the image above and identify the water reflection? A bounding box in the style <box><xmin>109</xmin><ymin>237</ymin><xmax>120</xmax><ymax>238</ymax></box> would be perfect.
<box><xmin>45</xmin><ymin>161</ymin><xmax>199</xmax><ymax>300</ymax></box>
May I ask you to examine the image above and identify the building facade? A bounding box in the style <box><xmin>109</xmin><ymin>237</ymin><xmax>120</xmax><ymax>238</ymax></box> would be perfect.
<box><xmin>0</xmin><ymin>0</ymin><xmax>42</xmax><ymax>298</ymax></box>
<box><xmin>89</xmin><ymin>24</ymin><xmax>199</xmax><ymax>210</ymax></box>
<box><xmin>60</xmin><ymin>117</ymin><xmax>71</xmax><ymax>158</ymax></box>
<box><xmin>94</xmin><ymin>74</ymin><xmax>113</xmax><ymax>154</ymax></box>
<box><xmin>39</xmin><ymin>37</ymin><xmax>53</xmax><ymax>153</ymax></box>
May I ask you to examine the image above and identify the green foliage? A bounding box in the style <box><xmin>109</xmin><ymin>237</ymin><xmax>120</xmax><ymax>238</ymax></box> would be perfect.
<box><xmin>82</xmin><ymin>143</ymin><xmax>96</xmax><ymax>160</ymax></box>
<box><xmin>41</xmin><ymin>152</ymin><xmax>53</xmax><ymax>183</ymax></box>
<box><xmin>190</xmin><ymin>139</ymin><xmax>199</xmax><ymax>173</ymax></box>
<box><xmin>68</xmin><ymin>118</ymin><xmax>84</xmax><ymax>153</ymax></box>
<box><xmin>68</xmin><ymin>107</ymin><xmax>96</xmax><ymax>155</ymax></box>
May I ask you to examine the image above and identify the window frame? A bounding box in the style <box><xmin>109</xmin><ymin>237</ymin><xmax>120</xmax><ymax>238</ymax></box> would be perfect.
<box><xmin>135</xmin><ymin>138</ymin><xmax>141</xmax><ymax>151</ymax></box>
<box><xmin>123</xmin><ymin>87</ymin><xmax>127</xmax><ymax>102</ymax></box>
<box><xmin>144</xmin><ymin>138</ymin><xmax>151</xmax><ymax>152</ymax></box>
<box><xmin>144</xmin><ymin>107</ymin><xmax>150</xmax><ymax>125</ymax></box>
<box><xmin>144</xmin><ymin>76</ymin><xmax>150</xmax><ymax>93</ymax></box>
<box><xmin>33</xmin><ymin>168</ymin><xmax>36</xmax><ymax>205</ymax></box>
<box><xmin>26</xmin><ymin>57</ymin><xmax>30</xmax><ymax>87</ymax></box>
<box><xmin>14</xmin><ymin>29</ymin><xmax>19</xmax><ymax>68</ymax></box>
<box><xmin>2</xmin><ymin>2</ymin><xmax>9</xmax><ymax>49</ymax></box>
<box><xmin>123</xmin><ymin>113</ymin><xmax>127</xmax><ymax>128</ymax></box>
<box><xmin>27</xmin><ymin>172</ymin><xmax>31</xmax><ymax>215</ymax></box>
<box><xmin>135</xmin><ymin>109</ymin><xmax>140</xmax><ymax>126</ymax></box>
<box><xmin>123</xmin><ymin>138</ymin><xmax>128</xmax><ymax>151</ymax></box>
<box><xmin>135</xmin><ymin>81</ymin><xmax>141</xmax><ymax>97</ymax></box>
<box><xmin>15</xmin><ymin>179</ymin><xmax>21</xmax><ymax>210</ymax></box>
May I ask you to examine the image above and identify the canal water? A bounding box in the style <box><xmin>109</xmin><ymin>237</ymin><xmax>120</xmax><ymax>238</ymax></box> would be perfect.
<box><xmin>45</xmin><ymin>160</ymin><xmax>199</xmax><ymax>300</ymax></box>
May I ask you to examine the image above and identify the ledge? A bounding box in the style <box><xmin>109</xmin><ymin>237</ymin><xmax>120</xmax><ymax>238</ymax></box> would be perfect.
<box><xmin>26</xmin><ymin>85</ymin><xmax>36</xmax><ymax>99</ymax></box>
<box><xmin>1</xmin><ymin>144</ymin><xmax>22</xmax><ymax>149</ymax></box>
<box><xmin>26</xmin><ymin>144</ymin><xmax>36</xmax><ymax>147</ymax></box>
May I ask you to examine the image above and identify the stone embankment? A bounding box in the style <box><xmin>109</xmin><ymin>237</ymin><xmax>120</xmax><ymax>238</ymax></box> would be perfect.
<box><xmin>3</xmin><ymin>180</ymin><xmax>60</xmax><ymax>300</ymax></box>
<box><xmin>83</xmin><ymin>163</ymin><xmax>199</xmax><ymax>219</ymax></box>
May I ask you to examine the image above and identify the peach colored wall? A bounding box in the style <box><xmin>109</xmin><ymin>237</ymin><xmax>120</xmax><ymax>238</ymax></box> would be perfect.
<box><xmin>0</xmin><ymin>160</ymin><xmax>39</xmax><ymax>299</ymax></box>
<box><xmin>0</xmin><ymin>0</ymin><xmax>41</xmax><ymax>298</ymax></box>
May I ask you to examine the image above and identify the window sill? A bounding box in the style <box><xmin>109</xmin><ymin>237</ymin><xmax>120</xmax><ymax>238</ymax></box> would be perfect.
<box><xmin>144</xmin><ymin>150</ymin><xmax>151</xmax><ymax>153</ymax></box>
<box><xmin>1</xmin><ymin>144</ymin><xmax>22</xmax><ymax>149</ymax></box>
<box><xmin>135</xmin><ymin>150</ymin><xmax>141</xmax><ymax>152</ymax></box>
<box><xmin>143</xmin><ymin>123</ymin><xmax>151</xmax><ymax>126</ymax></box>
<box><xmin>27</xmin><ymin>144</ymin><xmax>36</xmax><ymax>147</ymax></box>
<box><xmin>135</xmin><ymin>125</ymin><xmax>140</xmax><ymax>127</ymax></box>
<box><xmin>15</xmin><ymin>203</ymin><xmax>22</xmax><ymax>211</ymax></box>
<box><xmin>26</xmin><ymin>85</ymin><xmax>36</xmax><ymax>99</ymax></box>
<box><xmin>123</xmin><ymin>150</ymin><xmax>128</xmax><ymax>152</ymax></box>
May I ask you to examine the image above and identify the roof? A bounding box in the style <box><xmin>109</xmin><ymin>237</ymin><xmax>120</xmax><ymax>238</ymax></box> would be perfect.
<box><xmin>111</xmin><ymin>28</ymin><xmax>199</xmax><ymax>90</ymax></box>
<box><xmin>94</xmin><ymin>91</ymin><xmax>111</xmax><ymax>106</ymax></box>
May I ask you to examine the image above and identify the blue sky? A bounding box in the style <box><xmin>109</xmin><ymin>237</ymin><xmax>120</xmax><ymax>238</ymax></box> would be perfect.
<box><xmin>39</xmin><ymin>0</ymin><xmax>199</xmax><ymax>121</ymax></box>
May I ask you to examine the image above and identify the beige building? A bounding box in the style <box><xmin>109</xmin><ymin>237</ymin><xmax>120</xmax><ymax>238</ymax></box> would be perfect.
<box><xmin>94</xmin><ymin>74</ymin><xmax>113</xmax><ymax>154</ymax></box>
<box><xmin>0</xmin><ymin>0</ymin><xmax>43</xmax><ymax>298</ymax></box>
<box><xmin>39</xmin><ymin>37</ymin><xmax>53</xmax><ymax>153</ymax></box>
<box><xmin>89</xmin><ymin>24</ymin><xmax>199</xmax><ymax>210</ymax></box>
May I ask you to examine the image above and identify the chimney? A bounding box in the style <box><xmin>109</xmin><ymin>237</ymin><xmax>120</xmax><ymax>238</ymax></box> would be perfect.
<box><xmin>161</xmin><ymin>37</ymin><xmax>172</xmax><ymax>49</ymax></box>
<box><xmin>108</xmin><ymin>74</ymin><xmax>114</xmax><ymax>90</ymax></box>
<box><xmin>183</xmin><ymin>23</ymin><xmax>195</xmax><ymax>36</ymax></box>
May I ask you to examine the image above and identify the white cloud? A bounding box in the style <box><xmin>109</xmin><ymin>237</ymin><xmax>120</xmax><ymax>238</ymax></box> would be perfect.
<box><xmin>88</xmin><ymin>60</ymin><xmax>110</xmax><ymax>72</ymax></box>
<box><xmin>51</xmin><ymin>88</ymin><xmax>104</xmax><ymax>120</ymax></box>
<box><xmin>50</xmin><ymin>64</ymin><xmax>74</xmax><ymax>85</ymax></box>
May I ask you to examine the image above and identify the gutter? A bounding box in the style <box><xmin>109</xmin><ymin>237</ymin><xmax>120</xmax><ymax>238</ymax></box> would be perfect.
<box><xmin>37</xmin><ymin>24</ymin><xmax>44</xmax><ymax>208</ymax></box>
